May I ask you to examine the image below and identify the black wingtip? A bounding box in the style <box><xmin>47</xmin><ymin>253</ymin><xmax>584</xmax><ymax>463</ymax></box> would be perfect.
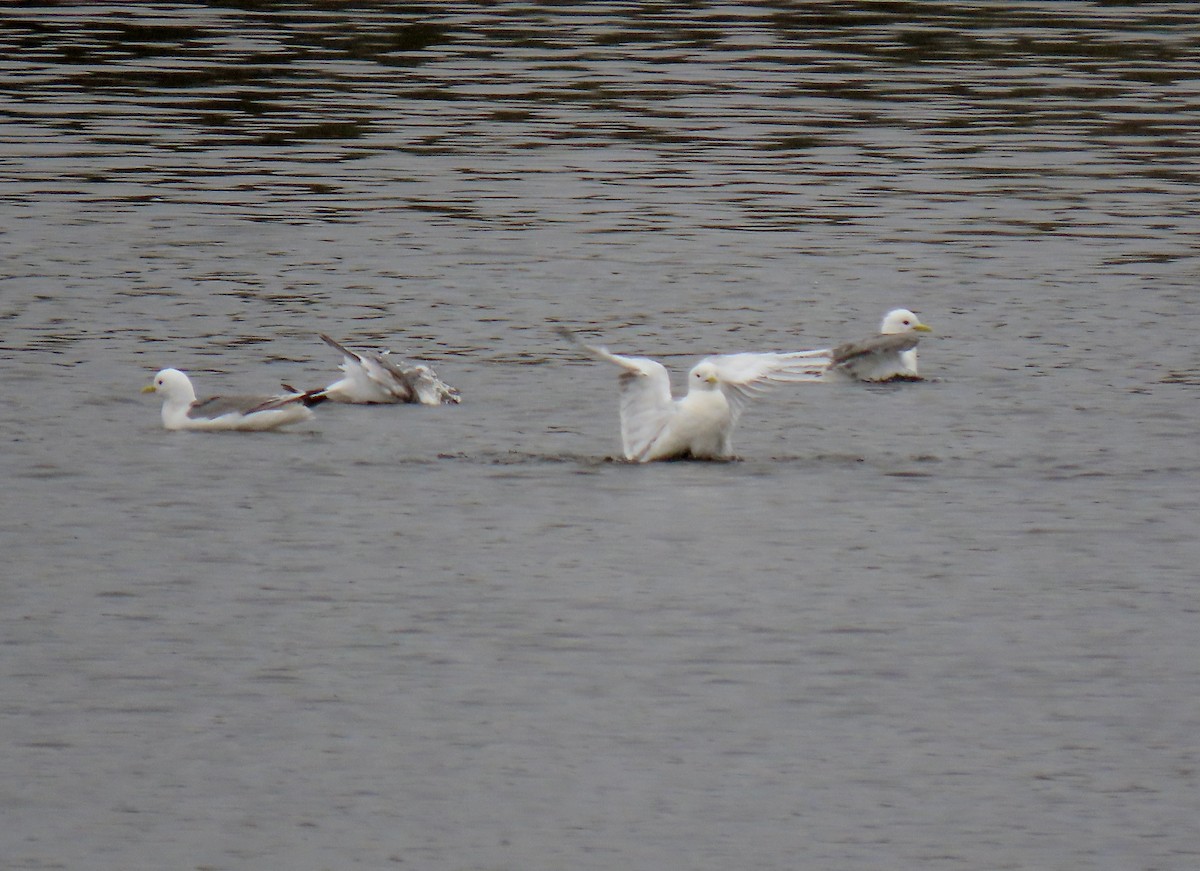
<box><xmin>282</xmin><ymin>383</ymin><xmax>329</xmax><ymax>408</ymax></box>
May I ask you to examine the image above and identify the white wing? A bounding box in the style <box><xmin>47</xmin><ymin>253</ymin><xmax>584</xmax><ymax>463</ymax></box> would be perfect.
<box><xmin>557</xmin><ymin>327</ymin><xmax>676</xmax><ymax>460</ymax></box>
<box><xmin>706</xmin><ymin>350</ymin><xmax>827</xmax><ymax>423</ymax></box>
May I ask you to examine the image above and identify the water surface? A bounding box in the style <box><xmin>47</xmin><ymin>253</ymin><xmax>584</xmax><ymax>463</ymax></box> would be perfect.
<box><xmin>2</xmin><ymin>4</ymin><xmax>1199</xmax><ymax>870</ymax></box>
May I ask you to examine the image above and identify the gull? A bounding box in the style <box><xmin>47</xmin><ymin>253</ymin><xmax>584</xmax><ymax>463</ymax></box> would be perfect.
<box><xmin>312</xmin><ymin>334</ymin><xmax>461</xmax><ymax>405</ymax></box>
<box><xmin>557</xmin><ymin>326</ymin><xmax>822</xmax><ymax>462</ymax></box>
<box><xmin>143</xmin><ymin>368</ymin><xmax>322</xmax><ymax>431</ymax></box>
<box><xmin>808</xmin><ymin>309</ymin><xmax>933</xmax><ymax>382</ymax></box>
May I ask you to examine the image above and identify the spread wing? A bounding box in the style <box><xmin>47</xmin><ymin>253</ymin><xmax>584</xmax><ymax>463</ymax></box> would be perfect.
<box><xmin>706</xmin><ymin>350</ymin><xmax>827</xmax><ymax>422</ymax></box>
<box><xmin>557</xmin><ymin>326</ymin><xmax>675</xmax><ymax>460</ymax></box>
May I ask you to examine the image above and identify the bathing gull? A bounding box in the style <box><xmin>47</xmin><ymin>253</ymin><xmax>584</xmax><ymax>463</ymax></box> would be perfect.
<box><xmin>557</xmin><ymin>326</ymin><xmax>822</xmax><ymax>462</ymax></box>
<box><xmin>312</xmin><ymin>334</ymin><xmax>460</xmax><ymax>405</ymax></box>
<box><xmin>143</xmin><ymin>368</ymin><xmax>321</xmax><ymax>431</ymax></box>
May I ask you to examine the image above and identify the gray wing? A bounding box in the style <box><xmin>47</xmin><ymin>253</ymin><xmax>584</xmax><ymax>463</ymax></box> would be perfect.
<box><xmin>830</xmin><ymin>332</ymin><xmax>920</xmax><ymax>364</ymax></box>
<box><xmin>188</xmin><ymin>393</ymin><xmax>305</xmax><ymax>419</ymax></box>
<box><xmin>828</xmin><ymin>333</ymin><xmax>921</xmax><ymax>381</ymax></box>
<box><xmin>369</xmin><ymin>354</ymin><xmax>419</xmax><ymax>402</ymax></box>
<box><xmin>319</xmin><ymin>333</ymin><xmax>364</xmax><ymax>364</ymax></box>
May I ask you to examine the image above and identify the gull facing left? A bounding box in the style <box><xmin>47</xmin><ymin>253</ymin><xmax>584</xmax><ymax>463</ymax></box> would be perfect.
<box><xmin>558</xmin><ymin>326</ymin><xmax>822</xmax><ymax>462</ymax></box>
<box><xmin>143</xmin><ymin>368</ymin><xmax>321</xmax><ymax>431</ymax></box>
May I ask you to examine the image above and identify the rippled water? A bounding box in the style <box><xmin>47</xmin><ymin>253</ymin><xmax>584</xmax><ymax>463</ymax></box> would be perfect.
<box><xmin>3</xmin><ymin>4</ymin><xmax>1199</xmax><ymax>870</ymax></box>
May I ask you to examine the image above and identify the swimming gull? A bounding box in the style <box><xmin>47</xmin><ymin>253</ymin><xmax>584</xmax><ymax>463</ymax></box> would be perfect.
<box><xmin>143</xmin><ymin>368</ymin><xmax>321</xmax><ymax>432</ymax></box>
<box><xmin>557</xmin><ymin>326</ymin><xmax>822</xmax><ymax>462</ymax></box>
<box><xmin>313</xmin><ymin>334</ymin><xmax>461</xmax><ymax>405</ymax></box>
<box><xmin>802</xmin><ymin>309</ymin><xmax>933</xmax><ymax>382</ymax></box>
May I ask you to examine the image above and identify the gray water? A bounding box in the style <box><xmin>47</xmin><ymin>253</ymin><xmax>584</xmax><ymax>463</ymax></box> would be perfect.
<box><xmin>3</xmin><ymin>3</ymin><xmax>1200</xmax><ymax>869</ymax></box>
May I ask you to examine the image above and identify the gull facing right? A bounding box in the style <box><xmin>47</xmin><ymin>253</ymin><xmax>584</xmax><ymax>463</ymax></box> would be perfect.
<box><xmin>808</xmin><ymin>309</ymin><xmax>933</xmax><ymax>382</ymax></box>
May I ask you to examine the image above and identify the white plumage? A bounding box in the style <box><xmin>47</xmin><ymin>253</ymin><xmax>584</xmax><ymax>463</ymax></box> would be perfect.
<box><xmin>558</xmin><ymin>327</ymin><xmax>823</xmax><ymax>462</ymax></box>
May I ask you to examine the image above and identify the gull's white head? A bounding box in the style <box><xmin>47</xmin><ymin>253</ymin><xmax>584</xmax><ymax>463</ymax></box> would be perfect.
<box><xmin>142</xmin><ymin>368</ymin><xmax>197</xmax><ymax>406</ymax></box>
<box><xmin>880</xmin><ymin>309</ymin><xmax>932</xmax><ymax>335</ymax></box>
<box><xmin>688</xmin><ymin>360</ymin><xmax>721</xmax><ymax>390</ymax></box>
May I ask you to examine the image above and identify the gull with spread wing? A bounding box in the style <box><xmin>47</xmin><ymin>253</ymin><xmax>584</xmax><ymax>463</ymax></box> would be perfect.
<box><xmin>557</xmin><ymin>326</ymin><xmax>823</xmax><ymax>462</ymax></box>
